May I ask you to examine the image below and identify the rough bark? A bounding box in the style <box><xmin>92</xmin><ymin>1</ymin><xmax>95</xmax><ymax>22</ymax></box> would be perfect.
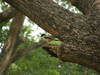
<box><xmin>3</xmin><ymin>0</ymin><xmax>100</xmax><ymax>73</ymax></box>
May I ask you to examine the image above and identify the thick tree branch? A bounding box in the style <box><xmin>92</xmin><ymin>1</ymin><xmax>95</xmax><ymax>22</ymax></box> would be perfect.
<box><xmin>4</xmin><ymin>0</ymin><xmax>100</xmax><ymax>72</ymax></box>
<box><xmin>0</xmin><ymin>7</ymin><xmax>18</xmax><ymax>23</ymax></box>
<box><xmin>43</xmin><ymin>44</ymin><xmax>100</xmax><ymax>72</ymax></box>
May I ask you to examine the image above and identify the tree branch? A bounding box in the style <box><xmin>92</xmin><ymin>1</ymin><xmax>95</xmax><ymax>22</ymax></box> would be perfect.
<box><xmin>0</xmin><ymin>12</ymin><xmax>25</xmax><ymax>75</ymax></box>
<box><xmin>4</xmin><ymin>0</ymin><xmax>100</xmax><ymax>72</ymax></box>
<box><xmin>0</xmin><ymin>7</ymin><xmax>18</xmax><ymax>23</ymax></box>
<box><xmin>43</xmin><ymin>44</ymin><xmax>100</xmax><ymax>72</ymax></box>
<box><xmin>12</xmin><ymin>40</ymin><xmax>47</xmax><ymax>62</ymax></box>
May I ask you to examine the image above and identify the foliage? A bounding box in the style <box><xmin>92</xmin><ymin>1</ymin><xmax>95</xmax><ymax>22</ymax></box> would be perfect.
<box><xmin>0</xmin><ymin>20</ymin><xmax>9</xmax><ymax>50</ymax></box>
<box><xmin>7</xmin><ymin>48</ymin><xmax>99</xmax><ymax>75</ymax></box>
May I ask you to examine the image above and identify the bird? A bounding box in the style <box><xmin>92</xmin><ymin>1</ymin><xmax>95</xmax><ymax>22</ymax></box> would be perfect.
<box><xmin>41</xmin><ymin>34</ymin><xmax>59</xmax><ymax>43</ymax></box>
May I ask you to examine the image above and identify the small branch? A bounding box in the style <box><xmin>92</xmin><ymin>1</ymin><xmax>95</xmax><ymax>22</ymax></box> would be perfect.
<box><xmin>12</xmin><ymin>41</ymin><xmax>47</xmax><ymax>62</ymax></box>
<box><xmin>0</xmin><ymin>7</ymin><xmax>18</xmax><ymax>23</ymax></box>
